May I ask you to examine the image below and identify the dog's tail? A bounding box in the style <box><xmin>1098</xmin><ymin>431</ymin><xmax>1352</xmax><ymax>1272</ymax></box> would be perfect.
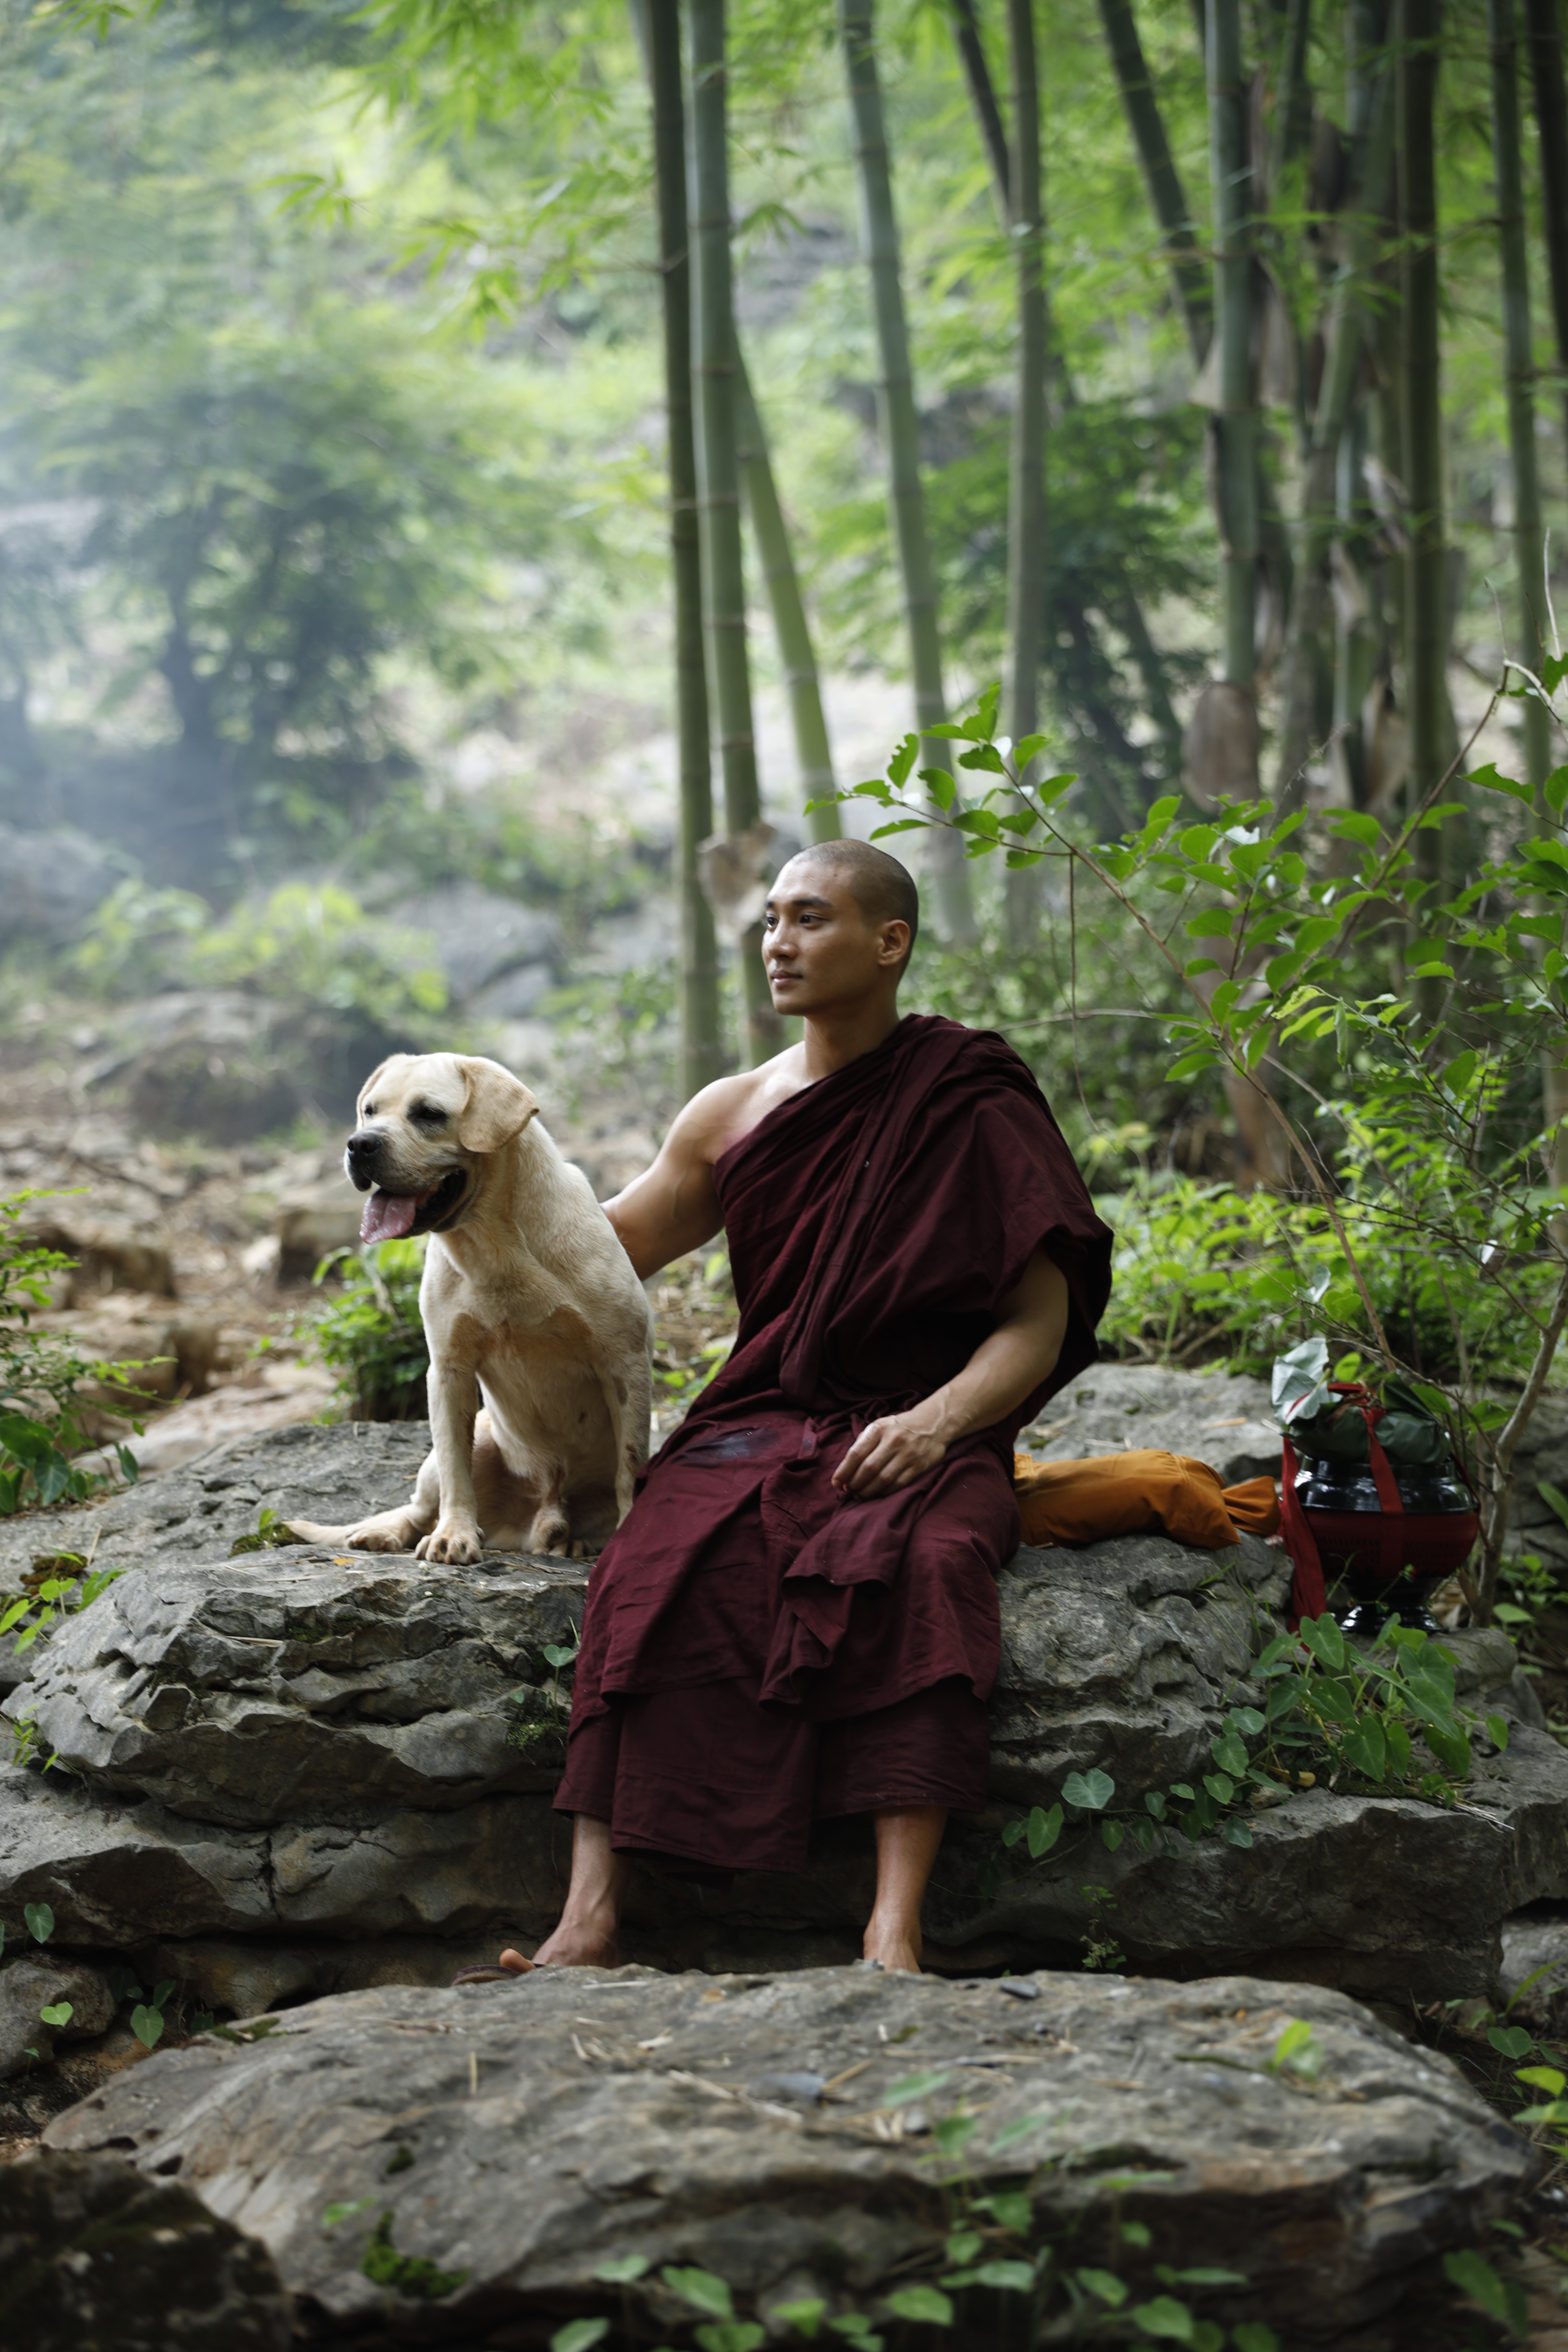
<box><xmin>280</xmin><ymin>1517</ymin><xmax>354</xmax><ymax>1544</ymax></box>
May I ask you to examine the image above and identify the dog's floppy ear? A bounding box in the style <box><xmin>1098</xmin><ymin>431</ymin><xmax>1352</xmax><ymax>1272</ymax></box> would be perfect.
<box><xmin>456</xmin><ymin>1058</ymin><xmax>539</xmax><ymax>1154</ymax></box>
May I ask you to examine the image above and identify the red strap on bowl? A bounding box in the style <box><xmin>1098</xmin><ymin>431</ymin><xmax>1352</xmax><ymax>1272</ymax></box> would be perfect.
<box><xmin>1279</xmin><ymin>1432</ymin><xmax>1328</xmax><ymax>1630</ymax></box>
<box><xmin>1362</xmin><ymin>1408</ymin><xmax>1406</xmax><ymax>1578</ymax></box>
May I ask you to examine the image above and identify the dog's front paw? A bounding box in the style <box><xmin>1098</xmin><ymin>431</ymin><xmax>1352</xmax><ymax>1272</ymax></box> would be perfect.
<box><xmin>345</xmin><ymin>1517</ymin><xmax>420</xmax><ymax>1554</ymax></box>
<box><xmin>415</xmin><ymin>1520</ymin><xmax>484</xmax><ymax>1566</ymax></box>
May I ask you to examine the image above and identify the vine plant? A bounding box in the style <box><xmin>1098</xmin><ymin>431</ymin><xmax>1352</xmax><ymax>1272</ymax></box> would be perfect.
<box><xmin>978</xmin><ymin>1611</ymin><xmax>1510</xmax><ymax>1905</ymax></box>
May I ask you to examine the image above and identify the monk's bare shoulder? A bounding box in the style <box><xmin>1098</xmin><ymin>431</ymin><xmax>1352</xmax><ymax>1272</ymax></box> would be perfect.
<box><xmin>684</xmin><ymin>1046</ymin><xmax>813</xmax><ymax>1167</ymax></box>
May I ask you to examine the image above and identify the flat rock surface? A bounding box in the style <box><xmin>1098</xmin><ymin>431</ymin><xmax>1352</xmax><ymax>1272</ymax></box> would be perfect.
<box><xmin>45</xmin><ymin>1964</ymin><xmax>1538</xmax><ymax>2342</ymax></box>
<box><xmin>0</xmin><ymin>1421</ymin><xmax>434</xmax><ymax>1584</ymax></box>
<box><xmin>1020</xmin><ymin>1363</ymin><xmax>1282</xmax><ymax>1482</ymax></box>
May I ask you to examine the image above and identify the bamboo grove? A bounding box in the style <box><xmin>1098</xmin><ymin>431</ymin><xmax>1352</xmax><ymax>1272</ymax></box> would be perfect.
<box><xmin>386</xmin><ymin>0</ymin><xmax>1568</xmax><ymax>1094</ymax></box>
<box><xmin>57</xmin><ymin>0</ymin><xmax>1568</xmax><ymax>1102</ymax></box>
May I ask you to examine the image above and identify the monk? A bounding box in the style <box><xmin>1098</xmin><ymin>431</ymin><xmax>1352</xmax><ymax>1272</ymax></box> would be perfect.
<box><xmin>494</xmin><ymin>839</ymin><xmax>1111</xmax><ymax>1976</ymax></box>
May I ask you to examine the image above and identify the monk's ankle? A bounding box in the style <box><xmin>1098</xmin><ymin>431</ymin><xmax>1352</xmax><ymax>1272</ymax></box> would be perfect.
<box><xmin>862</xmin><ymin>1918</ymin><xmax>922</xmax><ymax>1973</ymax></box>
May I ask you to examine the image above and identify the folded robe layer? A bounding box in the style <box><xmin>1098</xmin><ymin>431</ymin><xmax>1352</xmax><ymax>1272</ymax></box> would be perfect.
<box><xmin>1011</xmin><ymin>1446</ymin><xmax>1281</xmax><ymax>1549</ymax></box>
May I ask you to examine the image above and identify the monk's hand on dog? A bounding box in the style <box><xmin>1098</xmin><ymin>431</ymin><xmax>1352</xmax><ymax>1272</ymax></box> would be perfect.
<box><xmin>831</xmin><ymin>1415</ymin><xmax>946</xmax><ymax>1498</ymax></box>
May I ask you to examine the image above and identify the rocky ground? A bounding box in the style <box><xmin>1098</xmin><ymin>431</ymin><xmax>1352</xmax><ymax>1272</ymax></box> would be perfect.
<box><xmin>35</xmin><ymin>1965</ymin><xmax>1548</xmax><ymax>2346</ymax></box>
<box><xmin>3</xmin><ymin>1413</ymin><xmax>1568</xmax><ymax>2339</ymax></box>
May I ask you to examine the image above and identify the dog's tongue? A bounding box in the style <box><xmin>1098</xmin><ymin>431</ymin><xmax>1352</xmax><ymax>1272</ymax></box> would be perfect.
<box><xmin>360</xmin><ymin>1188</ymin><xmax>432</xmax><ymax>1244</ymax></box>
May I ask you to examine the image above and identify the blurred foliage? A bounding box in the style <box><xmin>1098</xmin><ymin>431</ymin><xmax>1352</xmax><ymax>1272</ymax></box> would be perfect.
<box><xmin>59</xmin><ymin>304</ymin><xmax>562</xmax><ymax>775</ymax></box>
<box><xmin>348</xmin><ymin>790</ymin><xmax>657</xmax><ymax>942</ymax></box>
<box><xmin>74</xmin><ymin>880</ymin><xmax>448</xmax><ymax>1036</ymax></box>
<box><xmin>0</xmin><ymin>0</ymin><xmax>631</xmax><ymax>881</ymax></box>
<box><xmin>547</xmin><ymin>957</ymin><xmax>739</xmax><ymax>1129</ymax></box>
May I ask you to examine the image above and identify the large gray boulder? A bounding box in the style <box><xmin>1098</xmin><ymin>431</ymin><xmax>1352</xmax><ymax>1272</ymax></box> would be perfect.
<box><xmin>2</xmin><ymin>1525</ymin><xmax>1563</xmax><ymax>2002</ymax></box>
<box><xmin>4</xmin><ymin>1417</ymin><xmax>1566</xmax><ymax>2008</ymax></box>
<box><xmin>44</xmin><ymin>1965</ymin><xmax>1538</xmax><ymax>2344</ymax></box>
<box><xmin>9</xmin><ymin>1549</ymin><xmax>586</xmax><ymax>1823</ymax></box>
<box><xmin>390</xmin><ymin>881</ymin><xmax>558</xmax><ymax>1004</ymax></box>
<box><xmin>0</xmin><ymin>1763</ymin><xmax>553</xmax><ymax>1947</ymax></box>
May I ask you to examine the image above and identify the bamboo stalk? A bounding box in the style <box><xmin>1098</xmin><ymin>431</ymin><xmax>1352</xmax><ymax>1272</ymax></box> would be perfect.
<box><xmin>1525</xmin><ymin>0</ymin><xmax>1568</xmax><ymax>469</ymax></box>
<box><xmin>1267</xmin><ymin>0</ymin><xmax>1314</xmax><ymax>201</ymax></box>
<box><xmin>1273</xmin><ymin>62</ymin><xmax>1393</xmax><ymax>808</ymax></box>
<box><xmin>1002</xmin><ymin>0</ymin><xmax>1048</xmax><ymax>947</ymax></box>
<box><xmin>948</xmin><ymin>0</ymin><xmax>1012</xmax><ymax>197</ymax></box>
<box><xmin>1494</xmin><ymin>0</ymin><xmax>1568</xmax><ymax>1194</ymax></box>
<box><xmin>1208</xmin><ymin>0</ymin><xmax>1259</xmax><ymax>714</ymax></box>
<box><xmin>733</xmin><ymin>348</ymin><xmax>841</xmax><ymax>846</ymax></box>
<box><xmin>1333</xmin><ymin>405</ymin><xmax>1375</xmax><ymax>804</ymax></box>
<box><xmin>1490</xmin><ymin>0</ymin><xmax>1552</xmax><ymax>798</ymax></box>
<box><xmin>646</xmin><ymin>0</ymin><xmax>723</xmax><ymax>1099</ymax></box>
<box><xmin>688</xmin><ymin>0</ymin><xmax>782</xmax><ymax>1064</ymax></box>
<box><xmin>838</xmin><ymin>0</ymin><xmax>976</xmax><ymax>942</ymax></box>
<box><xmin>1396</xmin><ymin>0</ymin><xmax>1448</xmax><ymax>909</ymax></box>
<box><xmin>1097</xmin><ymin>0</ymin><xmax>1214</xmax><ymax>364</ymax></box>
<box><xmin>1331</xmin><ymin>0</ymin><xmax>1386</xmax><ymax>808</ymax></box>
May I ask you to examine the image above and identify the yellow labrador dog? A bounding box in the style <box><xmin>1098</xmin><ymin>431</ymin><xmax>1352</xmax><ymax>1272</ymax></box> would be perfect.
<box><xmin>288</xmin><ymin>1053</ymin><xmax>651</xmax><ymax>1563</ymax></box>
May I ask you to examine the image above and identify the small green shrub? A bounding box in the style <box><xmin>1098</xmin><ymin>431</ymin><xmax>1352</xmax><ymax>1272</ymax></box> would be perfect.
<box><xmin>0</xmin><ymin>1191</ymin><xmax>141</xmax><ymax>1512</ymax></box>
<box><xmin>308</xmin><ymin>1238</ymin><xmax>428</xmax><ymax>1420</ymax></box>
<box><xmin>359</xmin><ymin>2210</ymin><xmax>467</xmax><ymax>2300</ymax></box>
<box><xmin>1</xmin><ymin>1561</ymin><xmax>125</xmax><ymax>1656</ymax></box>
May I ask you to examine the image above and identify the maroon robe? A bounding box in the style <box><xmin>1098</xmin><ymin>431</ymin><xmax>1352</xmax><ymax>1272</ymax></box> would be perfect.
<box><xmin>555</xmin><ymin>1014</ymin><xmax>1113</xmax><ymax>1875</ymax></box>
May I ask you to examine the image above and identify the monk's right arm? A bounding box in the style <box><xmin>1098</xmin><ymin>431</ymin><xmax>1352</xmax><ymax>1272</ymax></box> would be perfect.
<box><xmin>600</xmin><ymin>1084</ymin><xmax>732</xmax><ymax>1281</ymax></box>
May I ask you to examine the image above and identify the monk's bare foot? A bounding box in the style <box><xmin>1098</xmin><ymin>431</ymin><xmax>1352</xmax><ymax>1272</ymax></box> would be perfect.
<box><xmin>526</xmin><ymin>1910</ymin><xmax>621</xmax><ymax>1968</ymax></box>
<box><xmin>862</xmin><ymin>1920</ymin><xmax>922</xmax><ymax>1973</ymax></box>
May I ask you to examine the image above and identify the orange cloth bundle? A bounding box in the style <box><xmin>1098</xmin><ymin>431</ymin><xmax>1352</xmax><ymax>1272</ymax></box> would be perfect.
<box><xmin>1011</xmin><ymin>1448</ymin><xmax>1281</xmax><ymax>1550</ymax></box>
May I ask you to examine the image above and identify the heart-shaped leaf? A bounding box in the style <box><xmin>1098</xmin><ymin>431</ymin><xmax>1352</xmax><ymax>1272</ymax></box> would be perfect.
<box><xmin>1062</xmin><ymin>1768</ymin><xmax>1115</xmax><ymax>1812</ymax></box>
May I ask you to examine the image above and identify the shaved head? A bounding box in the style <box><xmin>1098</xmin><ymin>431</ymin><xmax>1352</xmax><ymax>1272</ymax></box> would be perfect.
<box><xmin>780</xmin><ymin>839</ymin><xmax>919</xmax><ymax>966</ymax></box>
